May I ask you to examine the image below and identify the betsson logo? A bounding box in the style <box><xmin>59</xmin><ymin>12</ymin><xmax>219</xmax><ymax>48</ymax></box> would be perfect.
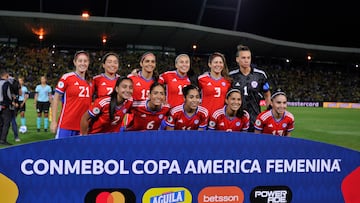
<box><xmin>250</xmin><ymin>186</ymin><xmax>292</xmax><ymax>203</ymax></box>
<box><xmin>84</xmin><ymin>188</ymin><xmax>136</xmax><ymax>203</ymax></box>
<box><xmin>198</xmin><ymin>186</ymin><xmax>244</xmax><ymax>203</ymax></box>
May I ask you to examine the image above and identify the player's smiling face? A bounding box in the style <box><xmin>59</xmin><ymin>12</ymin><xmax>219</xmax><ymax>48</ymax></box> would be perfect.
<box><xmin>117</xmin><ymin>79</ymin><xmax>133</xmax><ymax>100</ymax></box>
<box><xmin>149</xmin><ymin>85</ymin><xmax>165</xmax><ymax>106</ymax></box>
<box><xmin>226</xmin><ymin>92</ymin><xmax>242</xmax><ymax>111</ymax></box>
<box><xmin>272</xmin><ymin>95</ymin><xmax>287</xmax><ymax>115</ymax></box>
<box><xmin>185</xmin><ymin>89</ymin><xmax>200</xmax><ymax>110</ymax></box>
<box><xmin>176</xmin><ymin>55</ymin><xmax>190</xmax><ymax>76</ymax></box>
<box><xmin>209</xmin><ymin>56</ymin><xmax>224</xmax><ymax>75</ymax></box>
<box><xmin>103</xmin><ymin>55</ymin><xmax>119</xmax><ymax>75</ymax></box>
<box><xmin>140</xmin><ymin>54</ymin><xmax>156</xmax><ymax>73</ymax></box>
<box><xmin>74</xmin><ymin>53</ymin><xmax>89</xmax><ymax>73</ymax></box>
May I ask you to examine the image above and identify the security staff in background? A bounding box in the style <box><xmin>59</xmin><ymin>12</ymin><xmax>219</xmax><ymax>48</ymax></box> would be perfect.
<box><xmin>229</xmin><ymin>45</ymin><xmax>271</xmax><ymax>132</ymax></box>
<box><xmin>0</xmin><ymin>69</ymin><xmax>15</xmax><ymax>145</ymax></box>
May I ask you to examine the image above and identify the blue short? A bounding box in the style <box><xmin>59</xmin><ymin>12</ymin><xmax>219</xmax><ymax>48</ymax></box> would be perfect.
<box><xmin>55</xmin><ymin>128</ymin><xmax>80</xmax><ymax>139</ymax></box>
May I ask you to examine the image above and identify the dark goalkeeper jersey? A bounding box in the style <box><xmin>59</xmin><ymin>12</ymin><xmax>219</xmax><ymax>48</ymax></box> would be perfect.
<box><xmin>229</xmin><ymin>66</ymin><xmax>270</xmax><ymax>125</ymax></box>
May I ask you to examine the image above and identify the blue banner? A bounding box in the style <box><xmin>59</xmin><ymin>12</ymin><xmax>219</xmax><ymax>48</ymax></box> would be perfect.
<box><xmin>0</xmin><ymin>131</ymin><xmax>359</xmax><ymax>203</ymax></box>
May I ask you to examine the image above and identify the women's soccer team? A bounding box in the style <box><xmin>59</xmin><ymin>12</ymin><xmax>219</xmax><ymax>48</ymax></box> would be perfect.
<box><xmin>50</xmin><ymin>45</ymin><xmax>294</xmax><ymax>138</ymax></box>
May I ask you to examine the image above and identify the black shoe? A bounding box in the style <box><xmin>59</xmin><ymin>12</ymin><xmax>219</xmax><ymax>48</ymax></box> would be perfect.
<box><xmin>37</xmin><ymin>129</ymin><xmax>40</xmax><ymax>132</ymax></box>
<box><xmin>44</xmin><ymin>129</ymin><xmax>48</xmax><ymax>132</ymax></box>
<box><xmin>0</xmin><ymin>141</ymin><xmax>12</xmax><ymax>145</ymax></box>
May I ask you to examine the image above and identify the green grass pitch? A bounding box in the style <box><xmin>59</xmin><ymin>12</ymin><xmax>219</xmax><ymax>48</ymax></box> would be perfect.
<box><xmin>1</xmin><ymin>99</ymin><xmax>359</xmax><ymax>152</ymax></box>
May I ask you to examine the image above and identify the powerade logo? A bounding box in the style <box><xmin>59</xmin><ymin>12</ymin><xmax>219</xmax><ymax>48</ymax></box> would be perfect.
<box><xmin>143</xmin><ymin>187</ymin><xmax>192</xmax><ymax>203</ymax></box>
<box><xmin>84</xmin><ymin>188</ymin><xmax>136</xmax><ymax>203</ymax></box>
<box><xmin>250</xmin><ymin>186</ymin><xmax>292</xmax><ymax>203</ymax></box>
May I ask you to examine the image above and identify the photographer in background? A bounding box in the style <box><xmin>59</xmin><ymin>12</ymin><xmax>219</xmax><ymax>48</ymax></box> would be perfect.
<box><xmin>8</xmin><ymin>73</ymin><xmax>21</xmax><ymax>142</ymax></box>
<box><xmin>0</xmin><ymin>69</ymin><xmax>16</xmax><ymax>145</ymax></box>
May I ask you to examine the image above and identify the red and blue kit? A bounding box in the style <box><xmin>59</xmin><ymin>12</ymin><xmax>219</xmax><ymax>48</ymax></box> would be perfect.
<box><xmin>198</xmin><ymin>73</ymin><xmax>231</xmax><ymax>115</ymax></box>
<box><xmin>254</xmin><ymin>110</ymin><xmax>295</xmax><ymax>136</ymax></box>
<box><xmin>88</xmin><ymin>97</ymin><xmax>133</xmax><ymax>134</ymax></box>
<box><xmin>126</xmin><ymin>100</ymin><xmax>171</xmax><ymax>131</ymax></box>
<box><xmin>127</xmin><ymin>73</ymin><xmax>154</xmax><ymax>101</ymax></box>
<box><xmin>165</xmin><ymin>104</ymin><xmax>209</xmax><ymax>130</ymax></box>
<box><xmin>208</xmin><ymin>106</ymin><xmax>250</xmax><ymax>132</ymax></box>
<box><xmin>158</xmin><ymin>70</ymin><xmax>191</xmax><ymax>107</ymax></box>
<box><xmin>55</xmin><ymin>72</ymin><xmax>92</xmax><ymax>131</ymax></box>
<box><xmin>92</xmin><ymin>73</ymin><xmax>119</xmax><ymax>98</ymax></box>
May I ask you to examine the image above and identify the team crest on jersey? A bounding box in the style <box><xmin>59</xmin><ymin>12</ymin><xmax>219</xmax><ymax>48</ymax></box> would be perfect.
<box><xmin>209</xmin><ymin>121</ymin><xmax>215</xmax><ymax>127</ymax></box>
<box><xmin>221</xmin><ymin>82</ymin><xmax>226</xmax><ymax>86</ymax></box>
<box><xmin>236</xmin><ymin>122</ymin><xmax>241</xmax><ymax>126</ymax></box>
<box><xmin>194</xmin><ymin>119</ymin><xmax>199</xmax><ymax>124</ymax></box>
<box><xmin>159</xmin><ymin>114</ymin><xmax>164</xmax><ymax>119</ymax></box>
<box><xmin>282</xmin><ymin>123</ymin><xmax>288</xmax><ymax>128</ymax></box>
<box><xmin>93</xmin><ymin>107</ymin><xmax>100</xmax><ymax>115</ymax></box>
<box><xmin>58</xmin><ymin>81</ymin><xmax>64</xmax><ymax>88</ymax></box>
<box><xmin>255</xmin><ymin>119</ymin><xmax>261</xmax><ymax>126</ymax></box>
<box><xmin>167</xmin><ymin>116</ymin><xmax>173</xmax><ymax>122</ymax></box>
<box><xmin>251</xmin><ymin>81</ymin><xmax>258</xmax><ymax>88</ymax></box>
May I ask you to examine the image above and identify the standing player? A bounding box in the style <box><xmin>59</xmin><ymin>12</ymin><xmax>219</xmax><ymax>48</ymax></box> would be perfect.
<box><xmin>50</xmin><ymin>50</ymin><xmax>93</xmax><ymax>138</ymax></box>
<box><xmin>198</xmin><ymin>52</ymin><xmax>232</xmax><ymax>116</ymax></box>
<box><xmin>80</xmin><ymin>77</ymin><xmax>133</xmax><ymax>135</ymax></box>
<box><xmin>229</xmin><ymin>45</ymin><xmax>271</xmax><ymax>132</ymax></box>
<box><xmin>165</xmin><ymin>84</ymin><xmax>208</xmax><ymax>130</ymax></box>
<box><xmin>16</xmin><ymin>77</ymin><xmax>29</xmax><ymax>133</ymax></box>
<box><xmin>254</xmin><ymin>89</ymin><xmax>294</xmax><ymax>136</ymax></box>
<box><xmin>123</xmin><ymin>52</ymin><xmax>158</xmax><ymax>128</ymax></box>
<box><xmin>92</xmin><ymin>52</ymin><xmax>120</xmax><ymax>99</ymax></box>
<box><xmin>158</xmin><ymin>54</ymin><xmax>191</xmax><ymax>107</ymax></box>
<box><xmin>34</xmin><ymin>76</ymin><xmax>52</xmax><ymax>132</ymax></box>
<box><xmin>208</xmin><ymin>89</ymin><xmax>250</xmax><ymax>132</ymax></box>
<box><xmin>127</xmin><ymin>52</ymin><xmax>158</xmax><ymax>101</ymax></box>
<box><xmin>126</xmin><ymin>82</ymin><xmax>170</xmax><ymax>131</ymax></box>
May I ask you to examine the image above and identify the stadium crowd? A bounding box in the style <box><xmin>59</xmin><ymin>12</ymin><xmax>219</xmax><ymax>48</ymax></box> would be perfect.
<box><xmin>0</xmin><ymin>45</ymin><xmax>359</xmax><ymax>102</ymax></box>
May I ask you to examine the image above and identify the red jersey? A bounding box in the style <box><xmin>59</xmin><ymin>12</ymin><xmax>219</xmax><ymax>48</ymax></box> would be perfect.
<box><xmin>92</xmin><ymin>73</ymin><xmax>119</xmax><ymax>98</ymax></box>
<box><xmin>254</xmin><ymin>110</ymin><xmax>295</xmax><ymax>136</ymax></box>
<box><xmin>208</xmin><ymin>106</ymin><xmax>250</xmax><ymax>132</ymax></box>
<box><xmin>127</xmin><ymin>72</ymin><xmax>154</xmax><ymax>101</ymax></box>
<box><xmin>126</xmin><ymin>100</ymin><xmax>170</xmax><ymax>131</ymax></box>
<box><xmin>55</xmin><ymin>72</ymin><xmax>92</xmax><ymax>131</ymax></box>
<box><xmin>158</xmin><ymin>70</ymin><xmax>191</xmax><ymax>107</ymax></box>
<box><xmin>88</xmin><ymin>96</ymin><xmax>133</xmax><ymax>134</ymax></box>
<box><xmin>198</xmin><ymin>72</ymin><xmax>231</xmax><ymax>115</ymax></box>
<box><xmin>165</xmin><ymin>104</ymin><xmax>209</xmax><ymax>130</ymax></box>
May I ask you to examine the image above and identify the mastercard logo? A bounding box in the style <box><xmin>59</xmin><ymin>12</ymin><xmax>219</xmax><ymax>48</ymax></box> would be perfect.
<box><xmin>96</xmin><ymin>191</ymin><xmax>125</xmax><ymax>203</ymax></box>
<box><xmin>85</xmin><ymin>188</ymin><xmax>136</xmax><ymax>203</ymax></box>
